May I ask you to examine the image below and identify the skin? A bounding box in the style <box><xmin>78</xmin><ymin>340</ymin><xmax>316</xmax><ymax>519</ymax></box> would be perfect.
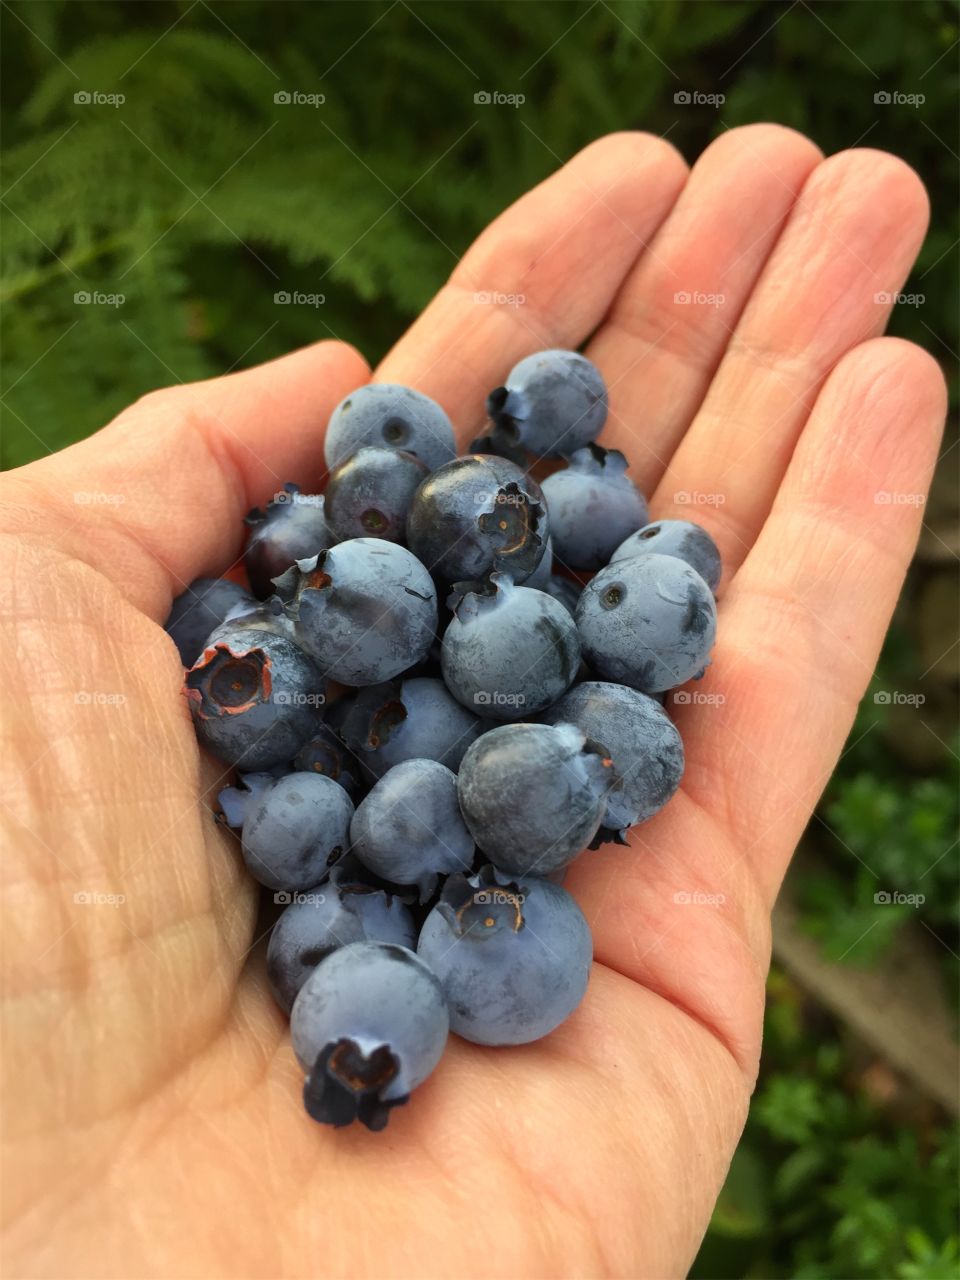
<box><xmin>0</xmin><ymin>127</ymin><xmax>945</xmax><ymax>1278</ymax></box>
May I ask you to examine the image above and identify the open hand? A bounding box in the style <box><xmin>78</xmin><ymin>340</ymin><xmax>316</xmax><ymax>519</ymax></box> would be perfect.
<box><xmin>1</xmin><ymin>126</ymin><xmax>945</xmax><ymax>1278</ymax></box>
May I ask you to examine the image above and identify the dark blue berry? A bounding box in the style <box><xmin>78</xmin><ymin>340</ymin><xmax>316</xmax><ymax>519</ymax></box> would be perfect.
<box><xmin>245</xmin><ymin>484</ymin><xmax>330</xmax><ymax>598</ymax></box>
<box><xmin>611</xmin><ymin>519</ymin><xmax>722</xmax><ymax>592</ymax></box>
<box><xmin>576</xmin><ymin>553</ymin><xmax>716</xmax><ymax>693</ymax></box>
<box><xmin>405</xmin><ymin>455</ymin><xmax>548</xmax><ymax>585</ymax></box>
<box><xmin>290</xmin><ymin>942</ymin><xmax>449</xmax><ymax>1130</ymax></box>
<box><xmin>441</xmin><ymin>574</ymin><xmax>580</xmax><ymax>720</ymax></box>
<box><xmin>417</xmin><ymin>866</ymin><xmax>592</xmax><ymax>1045</ymax></box>
<box><xmin>325</xmin><ymin>385</ymin><xmax>456</xmax><ymax>472</ymax></box>
<box><xmin>325</xmin><ymin>447</ymin><xmax>429</xmax><ymax>544</ymax></box>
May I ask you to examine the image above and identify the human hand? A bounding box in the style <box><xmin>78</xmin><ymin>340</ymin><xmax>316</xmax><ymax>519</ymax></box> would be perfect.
<box><xmin>1</xmin><ymin>126</ymin><xmax>945</xmax><ymax>1279</ymax></box>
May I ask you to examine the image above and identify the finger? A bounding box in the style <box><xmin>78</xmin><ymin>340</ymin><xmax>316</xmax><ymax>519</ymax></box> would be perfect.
<box><xmin>0</xmin><ymin>341</ymin><xmax>369</xmax><ymax>616</ymax></box>
<box><xmin>587</xmin><ymin>124</ymin><xmax>822</xmax><ymax>491</ymax></box>
<box><xmin>376</xmin><ymin>131</ymin><xmax>688</xmax><ymax>439</ymax></box>
<box><xmin>677</xmin><ymin>336</ymin><xmax>946</xmax><ymax>902</ymax></box>
<box><xmin>651</xmin><ymin>150</ymin><xmax>930</xmax><ymax>578</ymax></box>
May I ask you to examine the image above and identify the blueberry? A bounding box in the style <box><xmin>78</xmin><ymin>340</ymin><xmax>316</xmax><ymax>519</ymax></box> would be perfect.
<box><xmin>274</xmin><ymin>539</ymin><xmax>438</xmax><ymax>686</ymax></box>
<box><xmin>205</xmin><ymin>595</ymin><xmax>297</xmax><ymax>645</ymax></box>
<box><xmin>350</xmin><ymin>759</ymin><xmax>474</xmax><ymax>900</ymax></box>
<box><xmin>325</xmin><ymin>384</ymin><xmax>456</xmax><ymax>472</ymax></box>
<box><xmin>216</xmin><ymin>769</ymin><xmax>287</xmax><ymax>829</ymax></box>
<box><xmin>441</xmin><ymin>574</ymin><xmax>580</xmax><ymax>721</ymax></box>
<box><xmin>241</xmin><ymin>772</ymin><xmax>354</xmax><ymax>890</ymax></box>
<box><xmin>291</xmin><ymin>941</ymin><xmax>449</xmax><ymax>1130</ymax></box>
<box><xmin>405</xmin><ymin>454</ymin><xmax>548</xmax><ymax>585</ymax></box>
<box><xmin>541</xmin><ymin>445</ymin><xmax>648</xmax><ymax>570</ymax></box>
<box><xmin>456</xmin><ymin>722</ymin><xmax>611</xmax><ymax>875</ymax></box>
<box><xmin>417</xmin><ymin>866</ymin><xmax>592</xmax><ymax>1045</ymax></box>
<box><xmin>267</xmin><ymin>866</ymin><xmax>417</xmax><ymax>1014</ymax></box>
<box><xmin>543</xmin><ymin>575</ymin><xmax>582</xmax><ymax>617</ymax></box>
<box><xmin>487</xmin><ymin>350</ymin><xmax>607</xmax><ymax>458</ymax></box>
<box><xmin>293</xmin><ymin>723</ymin><xmax>363</xmax><ymax>800</ymax></box>
<box><xmin>164</xmin><ymin>577</ymin><xmax>253</xmax><ymax>668</ymax></box>
<box><xmin>576</xmin><ymin>553</ymin><xmax>717</xmax><ymax>694</ymax></box>
<box><xmin>325</xmin><ymin>446</ymin><xmax>429</xmax><ymax>544</ymax></box>
<box><xmin>524</xmin><ymin>536</ymin><xmax>554</xmax><ymax>588</ymax></box>
<box><xmin>541</xmin><ymin>681</ymin><xmax>684</xmax><ymax>839</ymax></box>
<box><xmin>341</xmin><ymin>676</ymin><xmax>483</xmax><ymax>778</ymax></box>
<box><xmin>184</xmin><ymin>630</ymin><xmax>324</xmax><ymax>770</ymax></box>
<box><xmin>611</xmin><ymin>519</ymin><xmax>722</xmax><ymax>593</ymax></box>
<box><xmin>245</xmin><ymin>484</ymin><xmax>331</xmax><ymax>599</ymax></box>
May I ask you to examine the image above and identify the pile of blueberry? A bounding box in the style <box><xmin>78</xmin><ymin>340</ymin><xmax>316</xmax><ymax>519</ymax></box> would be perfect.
<box><xmin>167</xmin><ymin>350</ymin><xmax>719</xmax><ymax>1132</ymax></box>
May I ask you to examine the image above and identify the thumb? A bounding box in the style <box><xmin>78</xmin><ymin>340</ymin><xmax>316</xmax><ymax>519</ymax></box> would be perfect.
<box><xmin>0</xmin><ymin>340</ymin><xmax>369</xmax><ymax>617</ymax></box>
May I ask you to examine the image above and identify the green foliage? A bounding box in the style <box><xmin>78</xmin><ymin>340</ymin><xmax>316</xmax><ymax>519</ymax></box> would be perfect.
<box><xmin>2</xmin><ymin>0</ymin><xmax>956</xmax><ymax>466</ymax></box>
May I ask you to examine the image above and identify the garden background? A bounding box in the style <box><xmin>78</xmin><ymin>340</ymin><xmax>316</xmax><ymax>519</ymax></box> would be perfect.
<box><xmin>2</xmin><ymin>2</ymin><xmax>957</xmax><ymax>1275</ymax></box>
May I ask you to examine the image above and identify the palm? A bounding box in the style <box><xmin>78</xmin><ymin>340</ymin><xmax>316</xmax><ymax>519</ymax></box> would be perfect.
<box><xmin>2</xmin><ymin>126</ymin><xmax>944</xmax><ymax>1279</ymax></box>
